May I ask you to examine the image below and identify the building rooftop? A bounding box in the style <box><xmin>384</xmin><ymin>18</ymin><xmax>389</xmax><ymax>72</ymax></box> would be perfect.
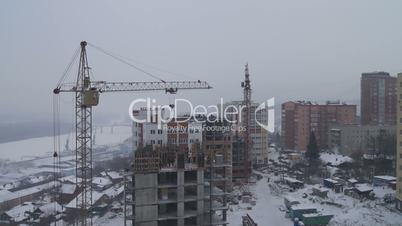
<box><xmin>374</xmin><ymin>175</ymin><xmax>396</xmax><ymax>181</ymax></box>
<box><xmin>361</xmin><ymin>71</ymin><xmax>391</xmax><ymax>78</ymax></box>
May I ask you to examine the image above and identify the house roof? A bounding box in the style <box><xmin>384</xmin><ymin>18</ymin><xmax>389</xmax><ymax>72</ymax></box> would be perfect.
<box><xmin>354</xmin><ymin>184</ymin><xmax>373</xmax><ymax>193</ymax></box>
<box><xmin>13</xmin><ymin>182</ymin><xmax>57</xmax><ymax>198</ymax></box>
<box><xmin>65</xmin><ymin>191</ymin><xmax>107</xmax><ymax>210</ymax></box>
<box><xmin>348</xmin><ymin>178</ymin><xmax>358</xmax><ymax>183</ymax></box>
<box><xmin>5</xmin><ymin>202</ymin><xmax>37</xmax><ymax>222</ymax></box>
<box><xmin>60</xmin><ymin>184</ymin><xmax>76</xmax><ymax>194</ymax></box>
<box><xmin>374</xmin><ymin>175</ymin><xmax>396</xmax><ymax>181</ymax></box>
<box><xmin>102</xmin><ymin>185</ymin><xmax>124</xmax><ymax>198</ymax></box>
<box><xmin>39</xmin><ymin>202</ymin><xmax>62</xmax><ymax>217</ymax></box>
<box><xmin>0</xmin><ymin>189</ymin><xmax>18</xmax><ymax>203</ymax></box>
<box><xmin>107</xmin><ymin>171</ymin><xmax>123</xmax><ymax>180</ymax></box>
<box><xmin>92</xmin><ymin>177</ymin><xmax>112</xmax><ymax>187</ymax></box>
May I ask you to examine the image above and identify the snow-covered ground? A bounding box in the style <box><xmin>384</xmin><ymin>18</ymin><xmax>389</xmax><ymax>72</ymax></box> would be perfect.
<box><xmin>228</xmin><ymin>174</ymin><xmax>292</xmax><ymax>226</ymax></box>
<box><xmin>0</xmin><ymin>125</ymin><xmax>132</xmax><ymax>187</ymax></box>
<box><xmin>228</xmin><ymin>172</ymin><xmax>402</xmax><ymax>226</ymax></box>
<box><xmin>0</xmin><ymin>125</ymin><xmax>131</xmax><ymax>162</ymax></box>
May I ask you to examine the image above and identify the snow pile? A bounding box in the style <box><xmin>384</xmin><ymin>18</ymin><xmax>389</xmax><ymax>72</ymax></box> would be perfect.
<box><xmin>320</xmin><ymin>152</ymin><xmax>353</xmax><ymax>166</ymax></box>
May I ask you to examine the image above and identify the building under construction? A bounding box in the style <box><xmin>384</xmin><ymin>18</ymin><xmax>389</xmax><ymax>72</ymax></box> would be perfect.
<box><xmin>125</xmin><ymin>119</ymin><xmax>231</xmax><ymax>226</ymax></box>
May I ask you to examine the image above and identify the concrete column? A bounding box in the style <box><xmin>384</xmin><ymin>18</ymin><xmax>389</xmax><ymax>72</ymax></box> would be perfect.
<box><xmin>177</xmin><ymin>170</ymin><xmax>184</xmax><ymax>224</ymax></box>
<box><xmin>197</xmin><ymin>169</ymin><xmax>205</xmax><ymax>225</ymax></box>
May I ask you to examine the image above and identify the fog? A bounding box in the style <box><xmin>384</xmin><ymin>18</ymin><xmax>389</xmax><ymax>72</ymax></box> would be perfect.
<box><xmin>1</xmin><ymin>0</ymin><xmax>402</xmax><ymax>124</ymax></box>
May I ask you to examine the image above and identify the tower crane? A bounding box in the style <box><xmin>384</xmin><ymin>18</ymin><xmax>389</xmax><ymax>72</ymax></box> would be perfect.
<box><xmin>53</xmin><ymin>41</ymin><xmax>211</xmax><ymax>225</ymax></box>
<box><xmin>241</xmin><ymin>64</ymin><xmax>252</xmax><ymax>180</ymax></box>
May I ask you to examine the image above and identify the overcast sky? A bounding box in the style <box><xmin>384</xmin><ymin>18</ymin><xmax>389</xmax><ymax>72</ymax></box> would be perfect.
<box><xmin>1</xmin><ymin>0</ymin><xmax>402</xmax><ymax>122</ymax></box>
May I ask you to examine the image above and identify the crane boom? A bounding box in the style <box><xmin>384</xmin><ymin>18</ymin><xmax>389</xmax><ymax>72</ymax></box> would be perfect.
<box><xmin>54</xmin><ymin>80</ymin><xmax>211</xmax><ymax>94</ymax></box>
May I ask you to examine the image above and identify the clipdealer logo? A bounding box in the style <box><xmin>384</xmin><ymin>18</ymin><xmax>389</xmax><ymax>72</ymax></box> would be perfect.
<box><xmin>128</xmin><ymin>97</ymin><xmax>274</xmax><ymax>132</ymax></box>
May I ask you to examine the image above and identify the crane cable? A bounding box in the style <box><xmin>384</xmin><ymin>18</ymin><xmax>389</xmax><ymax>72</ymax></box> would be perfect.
<box><xmin>56</xmin><ymin>46</ymin><xmax>80</xmax><ymax>88</ymax></box>
<box><xmin>52</xmin><ymin>93</ymin><xmax>64</xmax><ymax>223</ymax></box>
<box><xmin>91</xmin><ymin>43</ymin><xmax>198</xmax><ymax>81</ymax></box>
<box><xmin>87</xmin><ymin>42</ymin><xmax>167</xmax><ymax>83</ymax></box>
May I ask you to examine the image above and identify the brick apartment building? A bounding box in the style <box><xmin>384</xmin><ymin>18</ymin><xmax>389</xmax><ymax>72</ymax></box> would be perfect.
<box><xmin>281</xmin><ymin>101</ymin><xmax>356</xmax><ymax>151</ymax></box>
<box><xmin>361</xmin><ymin>71</ymin><xmax>396</xmax><ymax>125</ymax></box>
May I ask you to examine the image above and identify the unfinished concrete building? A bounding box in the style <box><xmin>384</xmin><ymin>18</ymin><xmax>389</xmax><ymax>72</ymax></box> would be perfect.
<box><xmin>126</xmin><ymin>142</ymin><xmax>230</xmax><ymax>226</ymax></box>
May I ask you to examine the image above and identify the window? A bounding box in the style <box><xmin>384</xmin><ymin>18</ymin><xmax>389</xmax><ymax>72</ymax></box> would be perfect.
<box><xmin>151</xmin><ymin>140</ymin><xmax>155</xmax><ymax>144</ymax></box>
<box><xmin>158</xmin><ymin>140</ymin><xmax>162</xmax><ymax>144</ymax></box>
<box><xmin>158</xmin><ymin>129</ymin><xmax>163</xmax><ymax>134</ymax></box>
<box><xmin>150</xmin><ymin>130</ymin><xmax>155</xmax><ymax>134</ymax></box>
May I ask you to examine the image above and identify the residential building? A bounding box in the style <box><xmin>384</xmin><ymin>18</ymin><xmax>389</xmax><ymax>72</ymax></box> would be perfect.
<box><xmin>281</xmin><ymin>101</ymin><xmax>356</xmax><ymax>151</ymax></box>
<box><xmin>220</xmin><ymin>101</ymin><xmax>268</xmax><ymax>167</ymax></box>
<box><xmin>328</xmin><ymin>125</ymin><xmax>395</xmax><ymax>156</ymax></box>
<box><xmin>132</xmin><ymin>108</ymin><xmax>202</xmax><ymax>153</ymax></box>
<box><xmin>361</xmin><ymin>72</ymin><xmax>396</xmax><ymax>125</ymax></box>
<box><xmin>231</xmin><ymin>136</ymin><xmax>247</xmax><ymax>182</ymax></box>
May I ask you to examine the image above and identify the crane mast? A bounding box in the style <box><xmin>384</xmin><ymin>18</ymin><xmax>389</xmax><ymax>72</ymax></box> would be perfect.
<box><xmin>73</xmin><ymin>41</ymin><xmax>95</xmax><ymax>226</ymax></box>
<box><xmin>242</xmin><ymin>64</ymin><xmax>252</xmax><ymax>180</ymax></box>
<box><xmin>53</xmin><ymin>41</ymin><xmax>211</xmax><ymax>225</ymax></box>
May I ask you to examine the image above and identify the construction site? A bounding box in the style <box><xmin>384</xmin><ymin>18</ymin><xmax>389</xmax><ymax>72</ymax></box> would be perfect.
<box><xmin>124</xmin><ymin>118</ymin><xmax>232</xmax><ymax>226</ymax></box>
<box><xmin>5</xmin><ymin>2</ymin><xmax>402</xmax><ymax>226</ymax></box>
<box><xmin>16</xmin><ymin>41</ymin><xmax>259</xmax><ymax>226</ymax></box>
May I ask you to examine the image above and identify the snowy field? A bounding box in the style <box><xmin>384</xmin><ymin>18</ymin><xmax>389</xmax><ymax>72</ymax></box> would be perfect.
<box><xmin>0</xmin><ymin>125</ymin><xmax>132</xmax><ymax>162</ymax></box>
<box><xmin>228</xmin><ymin>172</ymin><xmax>402</xmax><ymax>226</ymax></box>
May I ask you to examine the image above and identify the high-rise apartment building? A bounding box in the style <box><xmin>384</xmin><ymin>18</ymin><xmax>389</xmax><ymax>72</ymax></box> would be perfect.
<box><xmin>281</xmin><ymin>101</ymin><xmax>356</xmax><ymax>151</ymax></box>
<box><xmin>220</xmin><ymin>101</ymin><xmax>268</xmax><ymax>167</ymax></box>
<box><xmin>361</xmin><ymin>72</ymin><xmax>396</xmax><ymax>125</ymax></box>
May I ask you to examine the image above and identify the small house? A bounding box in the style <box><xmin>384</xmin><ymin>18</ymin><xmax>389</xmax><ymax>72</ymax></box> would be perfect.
<box><xmin>353</xmin><ymin>184</ymin><xmax>373</xmax><ymax>199</ymax></box>
<box><xmin>284</xmin><ymin>177</ymin><xmax>304</xmax><ymax>190</ymax></box>
<box><xmin>347</xmin><ymin>178</ymin><xmax>358</xmax><ymax>187</ymax></box>
<box><xmin>289</xmin><ymin>205</ymin><xmax>317</xmax><ymax>220</ymax></box>
<box><xmin>284</xmin><ymin>196</ymin><xmax>300</xmax><ymax>209</ymax></box>
<box><xmin>323</xmin><ymin>178</ymin><xmax>343</xmax><ymax>193</ymax></box>
<box><xmin>312</xmin><ymin>186</ymin><xmax>329</xmax><ymax>199</ymax></box>
<box><xmin>92</xmin><ymin>176</ymin><xmax>112</xmax><ymax>191</ymax></box>
<box><xmin>0</xmin><ymin>202</ymin><xmax>38</xmax><ymax>224</ymax></box>
<box><xmin>373</xmin><ymin>175</ymin><xmax>396</xmax><ymax>187</ymax></box>
<box><xmin>106</xmin><ymin>171</ymin><xmax>123</xmax><ymax>183</ymax></box>
<box><xmin>60</xmin><ymin>183</ymin><xmax>79</xmax><ymax>204</ymax></box>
